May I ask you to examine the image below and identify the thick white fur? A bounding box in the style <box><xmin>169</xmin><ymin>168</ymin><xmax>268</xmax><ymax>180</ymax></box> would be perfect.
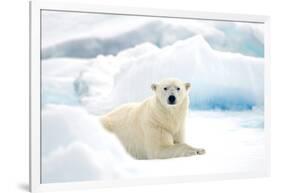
<box><xmin>100</xmin><ymin>78</ymin><xmax>205</xmax><ymax>159</ymax></box>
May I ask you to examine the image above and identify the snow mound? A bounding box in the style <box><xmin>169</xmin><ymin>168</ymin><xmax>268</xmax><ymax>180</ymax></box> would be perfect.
<box><xmin>75</xmin><ymin>35</ymin><xmax>264</xmax><ymax>114</ymax></box>
<box><xmin>42</xmin><ymin>105</ymin><xmax>137</xmax><ymax>183</ymax></box>
<box><xmin>41</xmin><ymin>20</ymin><xmax>193</xmax><ymax>59</ymax></box>
<box><xmin>42</xmin><ymin>13</ymin><xmax>264</xmax><ymax>59</ymax></box>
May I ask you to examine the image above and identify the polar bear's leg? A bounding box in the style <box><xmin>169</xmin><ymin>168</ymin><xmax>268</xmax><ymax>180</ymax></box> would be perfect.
<box><xmin>174</xmin><ymin>128</ymin><xmax>205</xmax><ymax>155</ymax></box>
<box><xmin>184</xmin><ymin>144</ymin><xmax>206</xmax><ymax>155</ymax></box>
<box><xmin>174</xmin><ymin>128</ymin><xmax>185</xmax><ymax>144</ymax></box>
<box><xmin>156</xmin><ymin>144</ymin><xmax>199</xmax><ymax>159</ymax></box>
<box><xmin>144</xmin><ymin>128</ymin><xmax>201</xmax><ymax>159</ymax></box>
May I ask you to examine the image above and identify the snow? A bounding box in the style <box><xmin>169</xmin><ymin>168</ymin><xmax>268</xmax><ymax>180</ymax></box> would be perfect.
<box><xmin>42</xmin><ymin>10</ymin><xmax>264</xmax><ymax>59</ymax></box>
<box><xmin>42</xmin><ymin>105</ymin><xmax>139</xmax><ymax>183</ymax></box>
<box><xmin>41</xmin><ymin>10</ymin><xmax>266</xmax><ymax>183</ymax></box>
<box><xmin>42</xmin><ymin>105</ymin><xmax>266</xmax><ymax>183</ymax></box>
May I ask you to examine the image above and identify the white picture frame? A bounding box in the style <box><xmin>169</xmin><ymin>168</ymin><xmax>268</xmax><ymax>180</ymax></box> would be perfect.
<box><xmin>30</xmin><ymin>0</ymin><xmax>271</xmax><ymax>192</ymax></box>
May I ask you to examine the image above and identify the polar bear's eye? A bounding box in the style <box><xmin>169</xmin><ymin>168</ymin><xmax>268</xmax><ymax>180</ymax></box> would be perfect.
<box><xmin>164</xmin><ymin>87</ymin><xmax>168</xmax><ymax>91</ymax></box>
<box><xmin>177</xmin><ymin>87</ymin><xmax>180</xmax><ymax>91</ymax></box>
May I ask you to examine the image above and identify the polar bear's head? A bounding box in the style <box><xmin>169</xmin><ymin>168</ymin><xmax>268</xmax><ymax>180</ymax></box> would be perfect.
<box><xmin>151</xmin><ymin>78</ymin><xmax>191</xmax><ymax>108</ymax></box>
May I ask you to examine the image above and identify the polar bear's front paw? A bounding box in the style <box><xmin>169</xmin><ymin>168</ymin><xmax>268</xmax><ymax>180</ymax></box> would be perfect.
<box><xmin>194</xmin><ymin>148</ymin><xmax>206</xmax><ymax>155</ymax></box>
<box><xmin>182</xmin><ymin>150</ymin><xmax>197</xmax><ymax>157</ymax></box>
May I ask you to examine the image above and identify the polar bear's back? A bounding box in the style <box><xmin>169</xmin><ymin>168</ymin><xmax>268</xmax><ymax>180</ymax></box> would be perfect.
<box><xmin>100</xmin><ymin>101</ymin><xmax>149</xmax><ymax>159</ymax></box>
<box><xmin>100</xmin><ymin>102</ymin><xmax>140</xmax><ymax>131</ymax></box>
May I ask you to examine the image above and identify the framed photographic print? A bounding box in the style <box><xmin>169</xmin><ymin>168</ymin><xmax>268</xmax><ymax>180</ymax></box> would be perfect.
<box><xmin>30</xmin><ymin>0</ymin><xmax>270</xmax><ymax>192</ymax></box>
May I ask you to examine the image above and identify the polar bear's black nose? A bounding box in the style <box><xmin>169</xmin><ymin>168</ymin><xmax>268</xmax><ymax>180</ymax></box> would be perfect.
<box><xmin>168</xmin><ymin>95</ymin><xmax>176</xmax><ymax>104</ymax></box>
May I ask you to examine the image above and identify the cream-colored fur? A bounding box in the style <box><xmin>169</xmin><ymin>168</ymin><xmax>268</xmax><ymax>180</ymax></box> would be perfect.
<box><xmin>100</xmin><ymin>78</ymin><xmax>205</xmax><ymax>159</ymax></box>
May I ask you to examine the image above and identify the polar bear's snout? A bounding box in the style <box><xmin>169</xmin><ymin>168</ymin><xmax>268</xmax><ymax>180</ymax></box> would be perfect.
<box><xmin>168</xmin><ymin>95</ymin><xmax>176</xmax><ymax>105</ymax></box>
<box><xmin>151</xmin><ymin>78</ymin><xmax>192</xmax><ymax>108</ymax></box>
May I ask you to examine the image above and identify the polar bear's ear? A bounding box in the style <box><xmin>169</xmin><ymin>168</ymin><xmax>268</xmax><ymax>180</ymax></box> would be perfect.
<box><xmin>185</xmin><ymin>83</ymin><xmax>191</xmax><ymax>90</ymax></box>
<box><xmin>151</xmin><ymin>83</ymin><xmax>158</xmax><ymax>91</ymax></box>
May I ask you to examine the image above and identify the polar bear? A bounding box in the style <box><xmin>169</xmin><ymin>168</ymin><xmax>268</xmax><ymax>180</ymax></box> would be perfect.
<box><xmin>100</xmin><ymin>78</ymin><xmax>205</xmax><ymax>159</ymax></box>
